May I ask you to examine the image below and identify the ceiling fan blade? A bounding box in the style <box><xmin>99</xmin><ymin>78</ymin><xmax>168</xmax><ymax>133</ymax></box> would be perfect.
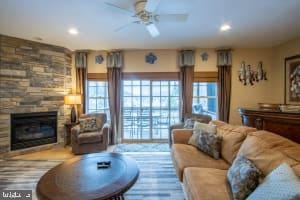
<box><xmin>115</xmin><ymin>21</ymin><xmax>139</xmax><ymax>32</ymax></box>
<box><xmin>146</xmin><ymin>23</ymin><xmax>160</xmax><ymax>37</ymax></box>
<box><xmin>145</xmin><ymin>0</ymin><xmax>161</xmax><ymax>12</ymax></box>
<box><xmin>157</xmin><ymin>14</ymin><xmax>189</xmax><ymax>22</ymax></box>
<box><xmin>105</xmin><ymin>2</ymin><xmax>134</xmax><ymax>15</ymax></box>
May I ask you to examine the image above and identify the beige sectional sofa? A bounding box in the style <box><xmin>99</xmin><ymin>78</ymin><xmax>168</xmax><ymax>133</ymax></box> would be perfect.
<box><xmin>171</xmin><ymin>120</ymin><xmax>300</xmax><ymax>200</ymax></box>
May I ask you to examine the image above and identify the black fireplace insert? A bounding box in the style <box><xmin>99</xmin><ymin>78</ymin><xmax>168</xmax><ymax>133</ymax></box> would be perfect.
<box><xmin>11</xmin><ymin>111</ymin><xmax>57</xmax><ymax>150</ymax></box>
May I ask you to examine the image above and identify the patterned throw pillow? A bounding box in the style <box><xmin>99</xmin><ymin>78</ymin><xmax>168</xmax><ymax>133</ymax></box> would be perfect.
<box><xmin>188</xmin><ymin>122</ymin><xmax>217</xmax><ymax>147</ymax></box>
<box><xmin>227</xmin><ymin>156</ymin><xmax>261</xmax><ymax>200</ymax></box>
<box><xmin>183</xmin><ymin>118</ymin><xmax>196</xmax><ymax>129</ymax></box>
<box><xmin>196</xmin><ymin>130</ymin><xmax>222</xmax><ymax>159</ymax></box>
<box><xmin>79</xmin><ymin>117</ymin><xmax>98</xmax><ymax>133</ymax></box>
<box><xmin>183</xmin><ymin>118</ymin><xmax>210</xmax><ymax>129</ymax></box>
<box><xmin>247</xmin><ymin>163</ymin><xmax>300</xmax><ymax>200</ymax></box>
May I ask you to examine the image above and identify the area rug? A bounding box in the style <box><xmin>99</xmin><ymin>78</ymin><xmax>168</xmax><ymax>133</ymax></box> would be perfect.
<box><xmin>0</xmin><ymin>153</ymin><xmax>184</xmax><ymax>200</ymax></box>
<box><xmin>114</xmin><ymin>143</ymin><xmax>170</xmax><ymax>152</ymax></box>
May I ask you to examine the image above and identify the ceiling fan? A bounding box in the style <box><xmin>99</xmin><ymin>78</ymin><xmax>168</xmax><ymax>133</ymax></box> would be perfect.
<box><xmin>105</xmin><ymin>0</ymin><xmax>189</xmax><ymax>37</ymax></box>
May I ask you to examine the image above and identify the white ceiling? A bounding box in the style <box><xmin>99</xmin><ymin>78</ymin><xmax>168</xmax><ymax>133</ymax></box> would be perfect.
<box><xmin>0</xmin><ymin>0</ymin><xmax>299</xmax><ymax>50</ymax></box>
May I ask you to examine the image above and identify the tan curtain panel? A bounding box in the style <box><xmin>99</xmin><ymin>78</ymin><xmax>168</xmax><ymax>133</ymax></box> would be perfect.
<box><xmin>75</xmin><ymin>52</ymin><xmax>87</xmax><ymax>115</ymax></box>
<box><xmin>107</xmin><ymin>51</ymin><xmax>123</xmax><ymax>144</ymax></box>
<box><xmin>178</xmin><ymin>50</ymin><xmax>195</xmax><ymax>122</ymax></box>
<box><xmin>217</xmin><ymin>50</ymin><xmax>232</xmax><ymax>122</ymax></box>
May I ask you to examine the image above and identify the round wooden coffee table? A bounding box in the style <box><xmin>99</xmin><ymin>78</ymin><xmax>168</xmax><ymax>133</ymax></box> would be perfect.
<box><xmin>36</xmin><ymin>153</ymin><xmax>139</xmax><ymax>200</ymax></box>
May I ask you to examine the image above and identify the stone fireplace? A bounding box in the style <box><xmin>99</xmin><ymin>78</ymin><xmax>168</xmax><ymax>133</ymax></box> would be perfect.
<box><xmin>11</xmin><ymin>112</ymin><xmax>58</xmax><ymax>150</ymax></box>
<box><xmin>0</xmin><ymin>35</ymin><xmax>73</xmax><ymax>154</ymax></box>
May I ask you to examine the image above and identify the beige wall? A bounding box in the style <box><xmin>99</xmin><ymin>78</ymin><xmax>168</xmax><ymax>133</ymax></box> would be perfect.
<box><xmin>72</xmin><ymin>38</ymin><xmax>300</xmax><ymax>125</ymax></box>
<box><xmin>230</xmin><ymin>48</ymin><xmax>277</xmax><ymax>124</ymax></box>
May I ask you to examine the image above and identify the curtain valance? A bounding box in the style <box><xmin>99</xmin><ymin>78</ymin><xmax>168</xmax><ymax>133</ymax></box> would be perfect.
<box><xmin>178</xmin><ymin>50</ymin><xmax>195</xmax><ymax>67</ymax></box>
<box><xmin>107</xmin><ymin>51</ymin><xmax>123</xmax><ymax>68</ymax></box>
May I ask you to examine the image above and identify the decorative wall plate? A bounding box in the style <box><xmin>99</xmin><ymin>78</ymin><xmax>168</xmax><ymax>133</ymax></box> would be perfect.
<box><xmin>95</xmin><ymin>55</ymin><xmax>104</xmax><ymax>64</ymax></box>
<box><xmin>201</xmin><ymin>52</ymin><xmax>209</xmax><ymax>61</ymax></box>
<box><xmin>145</xmin><ymin>52</ymin><xmax>157</xmax><ymax>64</ymax></box>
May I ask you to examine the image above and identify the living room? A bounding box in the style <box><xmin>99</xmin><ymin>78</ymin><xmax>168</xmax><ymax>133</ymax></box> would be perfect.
<box><xmin>0</xmin><ymin>0</ymin><xmax>300</xmax><ymax>200</ymax></box>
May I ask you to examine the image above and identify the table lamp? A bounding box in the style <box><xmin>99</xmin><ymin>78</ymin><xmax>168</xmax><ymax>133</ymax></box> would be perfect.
<box><xmin>64</xmin><ymin>94</ymin><xmax>82</xmax><ymax>123</ymax></box>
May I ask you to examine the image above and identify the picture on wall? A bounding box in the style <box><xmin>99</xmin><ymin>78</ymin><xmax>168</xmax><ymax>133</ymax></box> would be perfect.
<box><xmin>285</xmin><ymin>55</ymin><xmax>300</xmax><ymax>104</ymax></box>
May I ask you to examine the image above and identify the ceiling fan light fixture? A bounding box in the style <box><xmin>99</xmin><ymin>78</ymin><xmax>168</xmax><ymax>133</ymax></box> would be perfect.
<box><xmin>146</xmin><ymin>23</ymin><xmax>160</xmax><ymax>37</ymax></box>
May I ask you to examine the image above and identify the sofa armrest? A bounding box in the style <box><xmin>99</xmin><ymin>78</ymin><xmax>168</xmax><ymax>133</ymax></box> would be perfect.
<box><xmin>172</xmin><ymin>129</ymin><xmax>193</xmax><ymax>145</ymax></box>
<box><xmin>169</xmin><ymin>123</ymin><xmax>184</xmax><ymax>146</ymax></box>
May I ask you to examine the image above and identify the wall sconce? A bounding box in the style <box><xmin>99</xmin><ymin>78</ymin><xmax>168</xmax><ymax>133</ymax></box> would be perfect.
<box><xmin>238</xmin><ymin>61</ymin><xmax>267</xmax><ymax>86</ymax></box>
<box><xmin>255</xmin><ymin>61</ymin><xmax>267</xmax><ymax>82</ymax></box>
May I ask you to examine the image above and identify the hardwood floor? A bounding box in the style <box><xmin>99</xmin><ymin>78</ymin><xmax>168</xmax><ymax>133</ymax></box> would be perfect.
<box><xmin>9</xmin><ymin>145</ymin><xmax>116</xmax><ymax>160</ymax></box>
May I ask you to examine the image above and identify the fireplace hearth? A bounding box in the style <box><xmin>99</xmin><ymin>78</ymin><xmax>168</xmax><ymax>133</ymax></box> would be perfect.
<box><xmin>11</xmin><ymin>112</ymin><xmax>57</xmax><ymax>150</ymax></box>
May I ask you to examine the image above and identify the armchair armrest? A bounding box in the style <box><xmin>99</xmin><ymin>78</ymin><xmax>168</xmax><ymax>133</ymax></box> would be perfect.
<box><xmin>172</xmin><ymin>129</ymin><xmax>193</xmax><ymax>145</ymax></box>
<box><xmin>71</xmin><ymin>125</ymin><xmax>80</xmax><ymax>145</ymax></box>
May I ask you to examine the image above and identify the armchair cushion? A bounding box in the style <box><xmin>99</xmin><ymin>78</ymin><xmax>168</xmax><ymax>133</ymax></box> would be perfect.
<box><xmin>79</xmin><ymin>117</ymin><xmax>98</xmax><ymax>133</ymax></box>
<box><xmin>78</xmin><ymin>131</ymin><xmax>103</xmax><ymax>145</ymax></box>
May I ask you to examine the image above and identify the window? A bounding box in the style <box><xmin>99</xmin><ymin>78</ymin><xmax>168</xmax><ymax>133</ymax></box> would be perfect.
<box><xmin>123</xmin><ymin>80</ymin><xmax>180</xmax><ymax>140</ymax></box>
<box><xmin>86</xmin><ymin>81</ymin><xmax>110</xmax><ymax>120</ymax></box>
<box><xmin>193</xmin><ymin>82</ymin><xmax>218</xmax><ymax>119</ymax></box>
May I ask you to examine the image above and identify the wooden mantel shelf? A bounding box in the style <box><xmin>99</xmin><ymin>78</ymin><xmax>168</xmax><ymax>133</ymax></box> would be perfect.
<box><xmin>239</xmin><ymin>108</ymin><xmax>300</xmax><ymax>144</ymax></box>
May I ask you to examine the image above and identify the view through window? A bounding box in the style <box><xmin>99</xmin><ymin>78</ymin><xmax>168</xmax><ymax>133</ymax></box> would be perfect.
<box><xmin>123</xmin><ymin>80</ymin><xmax>180</xmax><ymax>140</ymax></box>
<box><xmin>192</xmin><ymin>82</ymin><xmax>218</xmax><ymax>119</ymax></box>
<box><xmin>86</xmin><ymin>81</ymin><xmax>110</xmax><ymax>120</ymax></box>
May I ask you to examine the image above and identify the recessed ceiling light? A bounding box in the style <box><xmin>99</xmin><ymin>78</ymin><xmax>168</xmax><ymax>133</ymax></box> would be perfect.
<box><xmin>220</xmin><ymin>24</ymin><xmax>231</xmax><ymax>32</ymax></box>
<box><xmin>68</xmin><ymin>28</ymin><xmax>78</xmax><ymax>35</ymax></box>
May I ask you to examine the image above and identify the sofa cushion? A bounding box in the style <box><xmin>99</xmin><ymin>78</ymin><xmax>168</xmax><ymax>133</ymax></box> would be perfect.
<box><xmin>212</xmin><ymin>122</ymin><xmax>257</xmax><ymax>164</ymax></box>
<box><xmin>171</xmin><ymin>144</ymin><xmax>229</xmax><ymax>181</ymax></box>
<box><xmin>237</xmin><ymin>131</ymin><xmax>300</xmax><ymax>176</ymax></box>
<box><xmin>78</xmin><ymin>132</ymin><xmax>103</xmax><ymax>144</ymax></box>
<box><xmin>227</xmin><ymin>156</ymin><xmax>261</xmax><ymax>200</ymax></box>
<box><xmin>183</xmin><ymin>167</ymin><xmax>232</xmax><ymax>200</ymax></box>
<box><xmin>197</xmin><ymin>130</ymin><xmax>222</xmax><ymax>159</ymax></box>
<box><xmin>247</xmin><ymin>163</ymin><xmax>300</xmax><ymax>200</ymax></box>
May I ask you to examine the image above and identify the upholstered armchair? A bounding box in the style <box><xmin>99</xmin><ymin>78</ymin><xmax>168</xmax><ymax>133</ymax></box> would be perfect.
<box><xmin>71</xmin><ymin>113</ymin><xmax>110</xmax><ymax>155</ymax></box>
<box><xmin>168</xmin><ymin>113</ymin><xmax>212</xmax><ymax>147</ymax></box>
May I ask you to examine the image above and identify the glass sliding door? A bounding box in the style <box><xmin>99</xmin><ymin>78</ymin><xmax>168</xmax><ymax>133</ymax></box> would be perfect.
<box><xmin>123</xmin><ymin>80</ymin><xmax>180</xmax><ymax>141</ymax></box>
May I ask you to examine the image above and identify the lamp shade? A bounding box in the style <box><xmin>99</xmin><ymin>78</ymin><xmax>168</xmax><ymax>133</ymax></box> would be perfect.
<box><xmin>64</xmin><ymin>94</ymin><xmax>82</xmax><ymax>105</ymax></box>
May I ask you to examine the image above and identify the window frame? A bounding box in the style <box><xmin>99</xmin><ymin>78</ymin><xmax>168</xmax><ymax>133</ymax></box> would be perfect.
<box><xmin>86</xmin><ymin>80</ymin><xmax>110</xmax><ymax>119</ymax></box>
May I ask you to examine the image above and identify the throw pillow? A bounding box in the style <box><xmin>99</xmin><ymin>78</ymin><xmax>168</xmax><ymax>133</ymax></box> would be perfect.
<box><xmin>227</xmin><ymin>156</ymin><xmax>261</xmax><ymax>200</ymax></box>
<box><xmin>183</xmin><ymin>118</ymin><xmax>196</xmax><ymax>129</ymax></box>
<box><xmin>183</xmin><ymin>118</ymin><xmax>212</xmax><ymax>129</ymax></box>
<box><xmin>193</xmin><ymin>121</ymin><xmax>217</xmax><ymax>134</ymax></box>
<box><xmin>247</xmin><ymin>163</ymin><xmax>300</xmax><ymax>200</ymax></box>
<box><xmin>79</xmin><ymin>117</ymin><xmax>98</xmax><ymax>133</ymax></box>
<box><xmin>196</xmin><ymin>130</ymin><xmax>222</xmax><ymax>159</ymax></box>
<box><xmin>188</xmin><ymin>121</ymin><xmax>217</xmax><ymax>146</ymax></box>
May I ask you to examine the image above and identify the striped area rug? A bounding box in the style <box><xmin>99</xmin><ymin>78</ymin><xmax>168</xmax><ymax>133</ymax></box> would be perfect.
<box><xmin>0</xmin><ymin>153</ymin><xmax>184</xmax><ymax>200</ymax></box>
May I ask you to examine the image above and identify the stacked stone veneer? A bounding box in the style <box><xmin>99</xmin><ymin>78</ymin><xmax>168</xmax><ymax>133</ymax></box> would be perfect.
<box><xmin>0</xmin><ymin>35</ymin><xmax>73</xmax><ymax>154</ymax></box>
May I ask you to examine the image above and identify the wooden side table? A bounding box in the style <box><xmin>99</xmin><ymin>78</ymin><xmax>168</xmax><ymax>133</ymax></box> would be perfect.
<box><xmin>64</xmin><ymin>122</ymin><xmax>79</xmax><ymax>147</ymax></box>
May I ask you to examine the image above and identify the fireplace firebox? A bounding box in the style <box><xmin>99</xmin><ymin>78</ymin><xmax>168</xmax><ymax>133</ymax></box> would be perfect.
<box><xmin>11</xmin><ymin>112</ymin><xmax>57</xmax><ymax>150</ymax></box>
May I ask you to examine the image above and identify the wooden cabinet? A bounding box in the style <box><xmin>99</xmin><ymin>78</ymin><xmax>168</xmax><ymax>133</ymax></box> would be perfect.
<box><xmin>239</xmin><ymin>108</ymin><xmax>300</xmax><ymax>144</ymax></box>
